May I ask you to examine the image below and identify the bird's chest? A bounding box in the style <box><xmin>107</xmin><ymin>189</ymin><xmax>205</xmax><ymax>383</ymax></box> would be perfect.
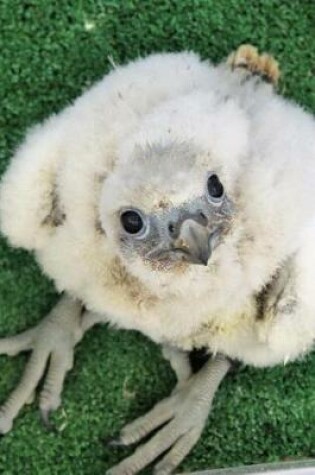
<box><xmin>164</xmin><ymin>298</ymin><xmax>258</xmax><ymax>352</ymax></box>
<box><xmin>100</xmin><ymin>273</ymin><xmax>256</xmax><ymax>352</ymax></box>
<box><xmin>91</xmin><ymin>256</ymin><xmax>256</xmax><ymax>346</ymax></box>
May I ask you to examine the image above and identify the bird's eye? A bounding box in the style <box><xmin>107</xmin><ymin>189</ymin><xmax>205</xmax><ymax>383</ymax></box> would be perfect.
<box><xmin>206</xmin><ymin>173</ymin><xmax>224</xmax><ymax>202</ymax></box>
<box><xmin>120</xmin><ymin>209</ymin><xmax>147</xmax><ymax>236</ymax></box>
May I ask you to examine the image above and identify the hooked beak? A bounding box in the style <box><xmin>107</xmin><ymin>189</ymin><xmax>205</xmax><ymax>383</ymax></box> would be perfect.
<box><xmin>144</xmin><ymin>215</ymin><xmax>224</xmax><ymax>267</ymax></box>
<box><xmin>173</xmin><ymin>218</ymin><xmax>220</xmax><ymax>266</ymax></box>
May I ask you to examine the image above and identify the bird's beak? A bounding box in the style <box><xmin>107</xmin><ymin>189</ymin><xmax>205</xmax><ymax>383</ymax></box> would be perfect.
<box><xmin>173</xmin><ymin>218</ymin><xmax>219</xmax><ymax>266</ymax></box>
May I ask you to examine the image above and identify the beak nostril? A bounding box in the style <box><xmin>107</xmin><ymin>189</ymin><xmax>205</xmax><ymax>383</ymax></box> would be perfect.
<box><xmin>168</xmin><ymin>223</ymin><xmax>176</xmax><ymax>235</ymax></box>
<box><xmin>198</xmin><ymin>211</ymin><xmax>207</xmax><ymax>225</ymax></box>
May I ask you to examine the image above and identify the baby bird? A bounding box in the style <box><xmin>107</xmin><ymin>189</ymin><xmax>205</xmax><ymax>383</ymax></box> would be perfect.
<box><xmin>0</xmin><ymin>45</ymin><xmax>314</xmax><ymax>474</ymax></box>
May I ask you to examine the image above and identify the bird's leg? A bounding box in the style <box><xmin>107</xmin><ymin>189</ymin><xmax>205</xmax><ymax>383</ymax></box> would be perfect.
<box><xmin>107</xmin><ymin>354</ymin><xmax>231</xmax><ymax>475</ymax></box>
<box><xmin>227</xmin><ymin>44</ymin><xmax>280</xmax><ymax>86</ymax></box>
<box><xmin>162</xmin><ymin>345</ymin><xmax>192</xmax><ymax>389</ymax></box>
<box><xmin>0</xmin><ymin>294</ymin><xmax>98</xmax><ymax>433</ymax></box>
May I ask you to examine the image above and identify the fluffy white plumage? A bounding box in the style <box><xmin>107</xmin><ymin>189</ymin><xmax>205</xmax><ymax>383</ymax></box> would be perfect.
<box><xmin>0</xmin><ymin>46</ymin><xmax>314</xmax><ymax>473</ymax></box>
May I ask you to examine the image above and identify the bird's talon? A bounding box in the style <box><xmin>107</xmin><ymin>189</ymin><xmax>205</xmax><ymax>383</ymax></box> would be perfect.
<box><xmin>40</xmin><ymin>408</ymin><xmax>56</xmax><ymax>432</ymax></box>
<box><xmin>106</xmin><ymin>437</ymin><xmax>126</xmax><ymax>448</ymax></box>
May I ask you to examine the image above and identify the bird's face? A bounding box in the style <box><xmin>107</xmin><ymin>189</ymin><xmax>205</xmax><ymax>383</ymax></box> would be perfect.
<box><xmin>100</xmin><ymin>141</ymin><xmax>236</xmax><ymax>285</ymax></box>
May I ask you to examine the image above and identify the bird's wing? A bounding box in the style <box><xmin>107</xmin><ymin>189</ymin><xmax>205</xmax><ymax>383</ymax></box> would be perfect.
<box><xmin>0</xmin><ymin>114</ymin><xmax>68</xmax><ymax>250</ymax></box>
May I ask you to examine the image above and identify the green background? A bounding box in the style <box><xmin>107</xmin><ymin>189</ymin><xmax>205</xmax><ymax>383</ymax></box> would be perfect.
<box><xmin>0</xmin><ymin>0</ymin><xmax>314</xmax><ymax>473</ymax></box>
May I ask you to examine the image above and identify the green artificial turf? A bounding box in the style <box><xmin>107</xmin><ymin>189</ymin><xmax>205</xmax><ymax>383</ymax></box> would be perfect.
<box><xmin>0</xmin><ymin>0</ymin><xmax>315</xmax><ymax>473</ymax></box>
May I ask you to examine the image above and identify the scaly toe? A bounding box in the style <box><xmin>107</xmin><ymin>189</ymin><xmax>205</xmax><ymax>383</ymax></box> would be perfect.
<box><xmin>0</xmin><ymin>328</ymin><xmax>36</xmax><ymax>356</ymax></box>
<box><xmin>0</xmin><ymin>411</ymin><xmax>13</xmax><ymax>434</ymax></box>
<box><xmin>39</xmin><ymin>392</ymin><xmax>62</xmax><ymax>413</ymax></box>
<box><xmin>153</xmin><ymin>465</ymin><xmax>174</xmax><ymax>475</ymax></box>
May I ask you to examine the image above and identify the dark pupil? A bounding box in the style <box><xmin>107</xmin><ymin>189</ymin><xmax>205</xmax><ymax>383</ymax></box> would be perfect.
<box><xmin>121</xmin><ymin>210</ymin><xmax>144</xmax><ymax>234</ymax></box>
<box><xmin>207</xmin><ymin>174</ymin><xmax>224</xmax><ymax>198</ymax></box>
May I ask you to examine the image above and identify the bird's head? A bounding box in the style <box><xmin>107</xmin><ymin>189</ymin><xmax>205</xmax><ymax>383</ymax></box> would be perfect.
<box><xmin>100</xmin><ymin>93</ymin><xmax>249</xmax><ymax>290</ymax></box>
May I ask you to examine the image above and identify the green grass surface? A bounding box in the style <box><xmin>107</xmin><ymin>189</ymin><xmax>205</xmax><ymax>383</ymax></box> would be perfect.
<box><xmin>0</xmin><ymin>0</ymin><xmax>315</xmax><ymax>473</ymax></box>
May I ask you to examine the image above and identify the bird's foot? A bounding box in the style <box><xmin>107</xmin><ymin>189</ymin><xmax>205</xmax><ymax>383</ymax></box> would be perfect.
<box><xmin>162</xmin><ymin>345</ymin><xmax>192</xmax><ymax>389</ymax></box>
<box><xmin>106</xmin><ymin>355</ymin><xmax>230</xmax><ymax>475</ymax></box>
<box><xmin>227</xmin><ymin>44</ymin><xmax>280</xmax><ymax>86</ymax></box>
<box><xmin>0</xmin><ymin>295</ymin><xmax>84</xmax><ymax>433</ymax></box>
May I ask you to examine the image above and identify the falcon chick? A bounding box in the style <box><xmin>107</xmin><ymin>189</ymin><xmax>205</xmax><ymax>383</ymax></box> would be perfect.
<box><xmin>0</xmin><ymin>45</ymin><xmax>314</xmax><ymax>474</ymax></box>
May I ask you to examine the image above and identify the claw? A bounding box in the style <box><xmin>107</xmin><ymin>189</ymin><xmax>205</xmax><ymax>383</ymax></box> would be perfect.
<box><xmin>106</xmin><ymin>437</ymin><xmax>126</xmax><ymax>448</ymax></box>
<box><xmin>40</xmin><ymin>408</ymin><xmax>58</xmax><ymax>433</ymax></box>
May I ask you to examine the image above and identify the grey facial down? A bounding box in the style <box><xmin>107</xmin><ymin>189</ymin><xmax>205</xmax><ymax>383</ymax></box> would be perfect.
<box><xmin>119</xmin><ymin>194</ymin><xmax>234</xmax><ymax>267</ymax></box>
